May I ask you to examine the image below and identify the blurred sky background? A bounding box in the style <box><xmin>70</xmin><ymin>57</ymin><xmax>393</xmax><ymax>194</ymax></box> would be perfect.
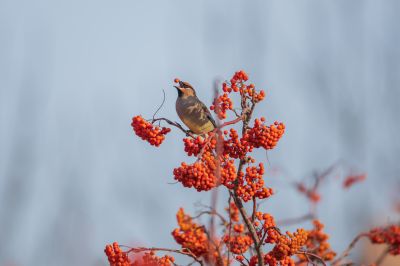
<box><xmin>1</xmin><ymin>0</ymin><xmax>400</xmax><ymax>265</ymax></box>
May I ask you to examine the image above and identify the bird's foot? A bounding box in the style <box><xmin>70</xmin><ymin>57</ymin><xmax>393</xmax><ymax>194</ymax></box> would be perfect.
<box><xmin>185</xmin><ymin>130</ymin><xmax>194</xmax><ymax>137</ymax></box>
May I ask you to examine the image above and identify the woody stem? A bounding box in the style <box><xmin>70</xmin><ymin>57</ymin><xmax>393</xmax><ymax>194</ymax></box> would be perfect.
<box><xmin>331</xmin><ymin>233</ymin><xmax>368</xmax><ymax>265</ymax></box>
<box><xmin>230</xmin><ymin>97</ymin><xmax>264</xmax><ymax>266</ymax></box>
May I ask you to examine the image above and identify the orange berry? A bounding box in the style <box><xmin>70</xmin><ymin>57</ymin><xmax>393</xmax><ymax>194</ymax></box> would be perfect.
<box><xmin>131</xmin><ymin>115</ymin><xmax>170</xmax><ymax>146</ymax></box>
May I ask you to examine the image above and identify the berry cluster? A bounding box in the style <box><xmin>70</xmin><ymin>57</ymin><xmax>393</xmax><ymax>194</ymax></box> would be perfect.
<box><xmin>231</xmin><ymin>70</ymin><xmax>249</xmax><ymax>83</ymax></box>
<box><xmin>369</xmin><ymin>224</ymin><xmax>400</xmax><ymax>255</ymax></box>
<box><xmin>236</xmin><ymin>163</ymin><xmax>274</xmax><ymax>202</ymax></box>
<box><xmin>343</xmin><ymin>174</ymin><xmax>366</xmax><ymax>189</ymax></box>
<box><xmin>296</xmin><ymin>183</ymin><xmax>321</xmax><ymax>203</ymax></box>
<box><xmin>298</xmin><ymin>220</ymin><xmax>336</xmax><ymax>262</ymax></box>
<box><xmin>263</xmin><ymin>254</ymin><xmax>296</xmax><ymax>266</ymax></box>
<box><xmin>183</xmin><ymin>136</ymin><xmax>216</xmax><ymax>157</ymax></box>
<box><xmin>211</xmin><ymin>92</ymin><xmax>233</xmax><ymax>120</ymax></box>
<box><xmin>245</xmin><ymin>118</ymin><xmax>285</xmax><ymax>150</ymax></box>
<box><xmin>255</xmin><ymin>212</ymin><xmax>280</xmax><ymax>244</ymax></box>
<box><xmin>230</xmin><ymin>70</ymin><xmax>265</xmax><ymax>102</ymax></box>
<box><xmin>224</xmin><ymin>234</ymin><xmax>253</xmax><ymax>254</ymax></box>
<box><xmin>268</xmin><ymin>229</ymin><xmax>309</xmax><ymax>261</ymax></box>
<box><xmin>249</xmin><ymin>254</ymin><xmax>296</xmax><ymax>266</ymax></box>
<box><xmin>104</xmin><ymin>242</ymin><xmax>130</xmax><ymax>266</ymax></box>
<box><xmin>173</xmin><ymin>152</ymin><xmax>236</xmax><ymax>192</ymax></box>
<box><xmin>210</xmin><ymin>70</ymin><xmax>267</xmax><ymax>120</ymax></box>
<box><xmin>172</xmin><ymin>208</ymin><xmax>208</xmax><ymax>257</ymax></box>
<box><xmin>223</xmin><ymin>128</ymin><xmax>252</xmax><ymax>159</ymax></box>
<box><xmin>132</xmin><ymin>252</ymin><xmax>174</xmax><ymax>266</ymax></box>
<box><xmin>131</xmin><ymin>116</ymin><xmax>171</xmax><ymax>147</ymax></box>
<box><xmin>223</xmin><ymin>223</ymin><xmax>253</xmax><ymax>254</ymax></box>
<box><xmin>226</xmin><ymin>202</ymin><xmax>240</xmax><ymax>222</ymax></box>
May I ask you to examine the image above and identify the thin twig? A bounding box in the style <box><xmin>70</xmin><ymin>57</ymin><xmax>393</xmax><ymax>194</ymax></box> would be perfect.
<box><xmin>192</xmin><ymin>210</ymin><xmax>227</xmax><ymax>225</ymax></box>
<box><xmin>232</xmin><ymin>108</ymin><xmax>242</xmax><ymax>118</ymax></box>
<box><xmin>277</xmin><ymin>213</ymin><xmax>315</xmax><ymax>226</ymax></box>
<box><xmin>196</xmin><ymin>134</ymin><xmax>214</xmax><ymax>160</ymax></box>
<box><xmin>231</xmin><ymin>169</ymin><xmax>263</xmax><ymax>265</ymax></box>
<box><xmin>152</xmin><ymin>89</ymin><xmax>166</xmax><ymax>121</ymax></box>
<box><xmin>331</xmin><ymin>233</ymin><xmax>368</xmax><ymax>266</ymax></box>
<box><xmin>219</xmin><ymin>116</ymin><xmax>244</xmax><ymax>128</ymax></box>
<box><xmin>200</xmin><ymin>225</ymin><xmax>224</xmax><ymax>266</ymax></box>
<box><xmin>124</xmin><ymin>246</ymin><xmax>203</xmax><ymax>266</ymax></box>
<box><xmin>151</xmin><ymin>117</ymin><xmax>196</xmax><ymax>138</ymax></box>
<box><xmin>252</xmin><ymin>197</ymin><xmax>257</xmax><ymax>222</ymax></box>
<box><xmin>375</xmin><ymin>246</ymin><xmax>390</xmax><ymax>265</ymax></box>
<box><xmin>257</xmin><ymin>226</ymin><xmax>282</xmax><ymax>249</ymax></box>
<box><xmin>227</xmin><ymin>195</ymin><xmax>232</xmax><ymax>265</ymax></box>
<box><xmin>297</xmin><ymin>251</ymin><xmax>327</xmax><ymax>266</ymax></box>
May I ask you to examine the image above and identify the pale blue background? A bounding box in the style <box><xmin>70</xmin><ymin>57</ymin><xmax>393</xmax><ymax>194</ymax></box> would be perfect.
<box><xmin>1</xmin><ymin>0</ymin><xmax>399</xmax><ymax>265</ymax></box>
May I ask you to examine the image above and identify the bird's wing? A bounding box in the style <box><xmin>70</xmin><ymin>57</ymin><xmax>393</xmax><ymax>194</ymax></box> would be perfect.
<box><xmin>200</xmin><ymin>102</ymin><xmax>217</xmax><ymax>128</ymax></box>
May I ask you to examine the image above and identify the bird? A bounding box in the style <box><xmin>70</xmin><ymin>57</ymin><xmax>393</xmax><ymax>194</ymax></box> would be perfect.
<box><xmin>174</xmin><ymin>80</ymin><xmax>217</xmax><ymax>135</ymax></box>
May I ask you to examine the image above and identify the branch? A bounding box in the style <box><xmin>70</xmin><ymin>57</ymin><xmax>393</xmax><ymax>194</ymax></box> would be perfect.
<box><xmin>219</xmin><ymin>116</ymin><xmax>244</xmax><ymax>129</ymax></box>
<box><xmin>229</xmin><ymin>93</ymin><xmax>264</xmax><ymax>266</ymax></box>
<box><xmin>297</xmin><ymin>251</ymin><xmax>327</xmax><ymax>266</ymax></box>
<box><xmin>331</xmin><ymin>233</ymin><xmax>368</xmax><ymax>266</ymax></box>
<box><xmin>125</xmin><ymin>247</ymin><xmax>203</xmax><ymax>266</ymax></box>
<box><xmin>277</xmin><ymin>213</ymin><xmax>315</xmax><ymax>226</ymax></box>
<box><xmin>375</xmin><ymin>246</ymin><xmax>389</xmax><ymax>266</ymax></box>
<box><xmin>251</xmin><ymin>197</ymin><xmax>257</xmax><ymax>222</ymax></box>
<box><xmin>200</xmin><ymin>225</ymin><xmax>224</xmax><ymax>266</ymax></box>
<box><xmin>257</xmin><ymin>226</ymin><xmax>282</xmax><ymax>249</ymax></box>
<box><xmin>230</xmin><ymin>183</ymin><xmax>264</xmax><ymax>265</ymax></box>
<box><xmin>192</xmin><ymin>210</ymin><xmax>227</xmax><ymax>225</ymax></box>
<box><xmin>151</xmin><ymin>115</ymin><xmax>243</xmax><ymax>141</ymax></box>
<box><xmin>227</xmin><ymin>195</ymin><xmax>232</xmax><ymax>265</ymax></box>
<box><xmin>151</xmin><ymin>117</ymin><xmax>196</xmax><ymax>138</ymax></box>
<box><xmin>152</xmin><ymin>89</ymin><xmax>166</xmax><ymax>121</ymax></box>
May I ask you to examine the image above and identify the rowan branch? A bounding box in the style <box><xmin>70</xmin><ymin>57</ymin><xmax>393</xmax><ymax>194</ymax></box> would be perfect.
<box><xmin>375</xmin><ymin>246</ymin><xmax>389</xmax><ymax>265</ymax></box>
<box><xmin>125</xmin><ymin>246</ymin><xmax>203</xmax><ymax>266</ymax></box>
<box><xmin>277</xmin><ymin>213</ymin><xmax>315</xmax><ymax>226</ymax></box>
<box><xmin>297</xmin><ymin>251</ymin><xmax>327</xmax><ymax>266</ymax></box>
<box><xmin>151</xmin><ymin>117</ymin><xmax>196</xmax><ymax>138</ymax></box>
<box><xmin>228</xmin><ymin>92</ymin><xmax>265</xmax><ymax>266</ymax></box>
<box><xmin>251</xmin><ymin>197</ymin><xmax>257</xmax><ymax>222</ymax></box>
<box><xmin>257</xmin><ymin>226</ymin><xmax>282</xmax><ymax>249</ymax></box>
<box><xmin>331</xmin><ymin>233</ymin><xmax>368</xmax><ymax>266</ymax></box>
<box><xmin>192</xmin><ymin>210</ymin><xmax>227</xmax><ymax>225</ymax></box>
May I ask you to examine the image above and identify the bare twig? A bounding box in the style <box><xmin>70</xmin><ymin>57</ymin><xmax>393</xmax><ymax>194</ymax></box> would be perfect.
<box><xmin>375</xmin><ymin>246</ymin><xmax>390</xmax><ymax>265</ymax></box>
<box><xmin>297</xmin><ymin>251</ymin><xmax>327</xmax><ymax>266</ymax></box>
<box><xmin>227</xmin><ymin>195</ymin><xmax>232</xmax><ymax>265</ymax></box>
<box><xmin>152</xmin><ymin>89</ymin><xmax>166</xmax><ymax>121</ymax></box>
<box><xmin>200</xmin><ymin>225</ymin><xmax>224</xmax><ymax>266</ymax></box>
<box><xmin>331</xmin><ymin>233</ymin><xmax>368</xmax><ymax>266</ymax></box>
<box><xmin>277</xmin><ymin>213</ymin><xmax>315</xmax><ymax>226</ymax></box>
<box><xmin>124</xmin><ymin>246</ymin><xmax>203</xmax><ymax>266</ymax></box>
<box><xmin>257</xmin><ymin>226</ymin><xmax>282</xmax><ymax>249</ymax></box>
<box><xmin>151</xmin><ymin>117</ymin><xmax>196</xmax><ymax>138</ymax></box>
<box><xmin>219</xmin><ymin>116</ymin><xmax>244</xmax><ymax>129</ymax></box>
<box><xmin>232</xmin><ymin>108</ymin><xmax>242</xmax><ymax>118</ymax></box>
<box><xmin>231</xmin><ymin>173</ymin><xmax>264</xmax><ymax>266</ymax></box>
<box><xmin>192</xmin><ymin>210</ymin><xmax>227</xmax><ymax>225</ymax></box>
<box><xmin>252</xmin><ymin>196</ymin><xmax>257</xmax><ymax>222</ymax></box>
